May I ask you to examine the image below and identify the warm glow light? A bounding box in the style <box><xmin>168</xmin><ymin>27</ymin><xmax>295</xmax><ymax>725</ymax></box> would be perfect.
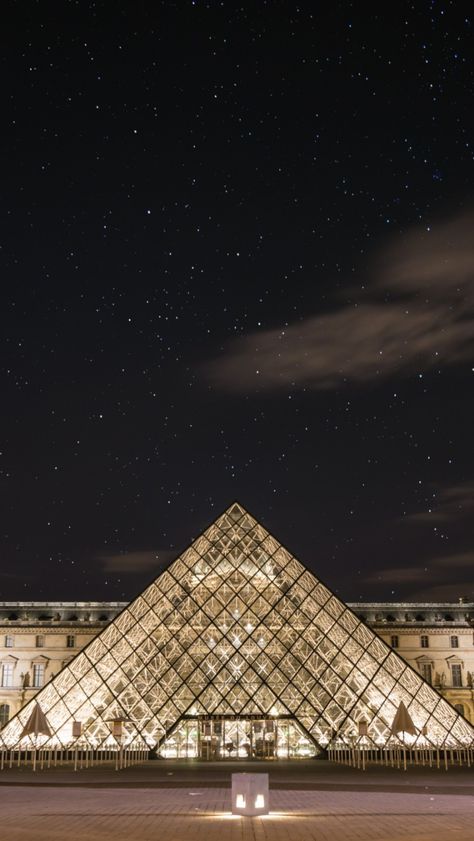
<box><xmin>2</xmin><ymin>502</ymin><xmax>473</xmax><ymax>755</ymax></box>
<box><xmin>255</xmin><ymin>795</ymin><xmax>265</xmax><ymax>808</ymax></box>
<box><xmin>207</xmin><ymin>814</ymin><xmax>288</xmax><ymax>822</ymax></box>
<box><xmin>236</xmin><ymin>794</ymin><xmax>246</xmax><ymax>808</ymax></box>
<box><xmin>260</xmin><ymin>814</ymin><xmax>291</xmax><ymax>820</ymax></box>
<box><xmin>206</xmin><ymin>815</ymin><xmax>242</xmax><ymax>820</ymax></box>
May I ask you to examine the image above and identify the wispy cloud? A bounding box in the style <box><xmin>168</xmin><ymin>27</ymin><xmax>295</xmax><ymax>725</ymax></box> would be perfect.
<box><xmin>99</xmin><ymin>549</ymin><xmax>175</xmax><ymax>574</ymax></box>
<box><xmin>404</xmin><ymin>481</ymin><xmax>474</xmax><ymax>524</ymax></box>
<box><xmin>410</xmin><ymin>582</ymin><xmax>474</xmax><ymax>601</ymax></box>
<box><xmin>366</xmin><ymin>551</ymin><xmax>474</xmax><ymax>601</ymax></box>
<box><xmin>366</xmin><ymin>566</ymin><xmax>432</xmax><ymax>585</ymax></box>
<box><xmin>430</xmin><ymin>551</ymin><xmax>474</xmax><ymax>568</ymax></box>
<box><xmin>0</xmin><ymin>570</ymin><xmax>34</xmax><ymax>581</ymax></box>
<box><xmin>205</xmin><ymin>212</ymin><xmax>474</xmax><ymax>391</ymax></box>
<box><xmin>378</xmin><ymin>212</ymin><xmax>474</xmax><ymax>294</ymax></box>
<box><xmin>366</xmin><ymin>551</ymin><xmax>474</xmax><ymax>585</ymax></box>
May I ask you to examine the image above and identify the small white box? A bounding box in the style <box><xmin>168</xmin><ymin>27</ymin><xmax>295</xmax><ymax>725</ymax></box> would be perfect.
<box><xmin>231</xmin><ymin>772</ymin><xmax>269</xmax><ymax>816</ymax></box>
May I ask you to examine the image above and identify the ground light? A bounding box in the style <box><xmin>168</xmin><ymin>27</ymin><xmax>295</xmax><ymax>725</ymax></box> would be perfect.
<box><xmin>231</xmin><ymin>772</ymin><xmax>269</xmax><ymax>816</ymax></box>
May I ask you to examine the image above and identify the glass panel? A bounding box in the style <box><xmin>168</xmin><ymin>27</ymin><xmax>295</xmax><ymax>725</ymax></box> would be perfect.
<box><xmin>1</xmin><ymin>502</ymin><xmax>473</xmax><ymax>753</ymax></box>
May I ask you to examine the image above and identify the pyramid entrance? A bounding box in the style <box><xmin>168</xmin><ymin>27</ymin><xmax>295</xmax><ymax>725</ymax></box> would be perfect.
<box><xmin>161</xmin><ymin>714</ymin><xmax>318</xmax><ymax>759</ymax></box>
<box><xmin>2</xmin><ymin>502</ymin><xmax>474</xmax><ymax>758</ymax></box>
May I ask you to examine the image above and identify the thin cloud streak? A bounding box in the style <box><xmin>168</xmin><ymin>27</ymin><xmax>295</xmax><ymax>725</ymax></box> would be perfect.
<box><xmin>365</xmin><ymin>552</ymin><xmax>474</xmax><ymax>593</ymax></box>
<box><xmin>99</xmin><ymin>550</ymin><xmax>175</xmax><ymax>574</ymax></box>
<box><xmin>205</xmin><ymin>212</ymin><xmax>474</xmax><ymax>391</ymax></box>
<box><xmin>379</xmin><ymin>212</ymin><xmax>474</xmax><ymax>294</ymax></box>
<box><xmin>403</xmin><ymin>481</ymin><xmax>474</xmax><ymax>524</ymax></box>
<box><xmin>366</xmin><ymin>566</ymin><xmax>431</xmax><ymax>585</ymax></box>
<box><xmin>411</xmin><ymin>582</ymin><xmax>474</xmax><ymax>601</ymax></box>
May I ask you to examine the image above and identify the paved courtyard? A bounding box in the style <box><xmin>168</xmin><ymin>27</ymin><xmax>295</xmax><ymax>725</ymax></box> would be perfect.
<box><xmin>1</xmin><ymin>761</ymin><xmax>474</xmax><ymax>840</ymax></box>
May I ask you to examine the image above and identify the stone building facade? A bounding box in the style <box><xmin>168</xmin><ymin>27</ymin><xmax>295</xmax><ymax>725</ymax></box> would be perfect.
<box><xmin>1</xmin><ymin>599</ymin><xmax>473</xmax><ymax>729</ymax></box>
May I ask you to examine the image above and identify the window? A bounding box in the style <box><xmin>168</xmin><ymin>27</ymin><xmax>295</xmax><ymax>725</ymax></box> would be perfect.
<box><xmin>420</xmin><ymin>635</ymin><xmax>429</xmax><ymax>648</ymax></box>
<box><xmin>450</xmin><ymin>635</ymin><xmax>459</xmax><ymax>648</ymax></box>
<box><xmin>4</xmin><ymin>635</ymin><xmax>14</xmax><ymax>648</ymax></box>
<box><xmin>0</xmin><ymin>703</ymin><xmax>10</xmax><ymax>728</ymax></box>
<box><xmin>390</xmin><ymin>635</ymin><xmax>399</xmax><ymax>648</ymax></box>
<box><xmin>66</xmin><ymin>635</ymin><xmax>75</xmax><ymax>649</ymax></box>
<box><xmin>454</xmin><ymin>703</ymin><xmax>465</xmax><ymax>717</ymax></box>
<box><xmin>32</xmin><ymin>663</ymin><xmax>45</xmax><ymax>688</ymax></box>
<box><xmin>1</xmin><ymin>663</ymin><xmax>13</xmax><ymax>688</ymax></box>
<box><xmin>420</xmin><ymin>663</ymin><xmax>432</xmax><ymax>684</ymax></box>
<box><xmin>35</xmin><ymin>635</ymin><xmax>44</xmax><ymax>648</ymax></box>
<box><xmin>451</xmin><ymin>664</ymin><xmax>462</xmax><ymax>688</ymax></box>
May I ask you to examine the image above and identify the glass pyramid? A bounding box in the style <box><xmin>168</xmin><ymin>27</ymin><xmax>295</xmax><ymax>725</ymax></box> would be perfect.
<box><xmin>2</xmin><ymin>502</ymin><xmax>474</xmax><ymax>755</ymax></box>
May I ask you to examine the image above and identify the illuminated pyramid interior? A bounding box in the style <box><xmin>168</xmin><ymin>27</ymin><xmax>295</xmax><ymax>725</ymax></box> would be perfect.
<box><xmin>2</xmin><ymin>502</ymin><xmax>474</xmax><ymax>757</ymax></box>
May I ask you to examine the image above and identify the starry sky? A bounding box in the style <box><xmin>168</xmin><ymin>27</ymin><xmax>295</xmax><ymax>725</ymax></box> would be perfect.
<box><xmin>1</xmin><ymin>2</ymin><xmax>473</xmax><ymax>605</ymax></box>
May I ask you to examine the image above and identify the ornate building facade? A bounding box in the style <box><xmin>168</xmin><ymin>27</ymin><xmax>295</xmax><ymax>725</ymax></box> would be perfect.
<box><xmin>1</xmin><ymin>599</ymin><xmax>474</xmax><ymax>731</ymax></box>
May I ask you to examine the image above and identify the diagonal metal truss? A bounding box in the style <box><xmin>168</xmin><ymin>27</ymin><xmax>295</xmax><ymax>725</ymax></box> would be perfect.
<box><xmin>1</xmin><ymin>502</ymin><xmax>474</xmax><ymax>751</ymax></box>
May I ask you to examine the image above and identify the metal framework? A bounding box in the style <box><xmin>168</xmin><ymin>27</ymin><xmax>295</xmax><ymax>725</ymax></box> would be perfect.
<box><xmin>1</xmin><ymin>502</ymin><xmax>474</xmax><ymax>755</ymax></box>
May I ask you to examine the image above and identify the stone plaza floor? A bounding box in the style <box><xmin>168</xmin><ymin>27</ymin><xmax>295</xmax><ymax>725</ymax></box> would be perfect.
<box><xmin>1</xmin><ymin>761</ymin><xmax>474</xmax><ymax>840</ymax></box>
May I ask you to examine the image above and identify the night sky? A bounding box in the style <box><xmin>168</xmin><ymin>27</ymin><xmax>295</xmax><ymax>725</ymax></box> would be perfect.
<box><xmin>1</xmin><ymin>2</ymin><xmax>473</xmax><ymax>605</ymax></box>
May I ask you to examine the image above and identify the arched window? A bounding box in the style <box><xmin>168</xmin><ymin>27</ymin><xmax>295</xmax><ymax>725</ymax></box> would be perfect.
<box><xmin>454</xmin><ymin>703</ymin><xmax>465</xmax><ymax>717</ymax></box>
<box><xmin>0</xmin><ymin>703</ymin><xmax>10</xmax><ymax>728</ymax></box>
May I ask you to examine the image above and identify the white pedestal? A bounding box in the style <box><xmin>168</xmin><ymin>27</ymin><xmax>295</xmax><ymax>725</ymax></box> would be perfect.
<box><xmin>231</xmin><ymin>772</ymin><xmax>269</xmax><ymax>816</ymax></box>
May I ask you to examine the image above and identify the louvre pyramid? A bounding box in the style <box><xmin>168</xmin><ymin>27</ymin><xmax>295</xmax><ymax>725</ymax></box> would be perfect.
<box><xmin>2</xmin><ymin>502</ymin><xmax>474</xmax><ymax>753</ymax></box>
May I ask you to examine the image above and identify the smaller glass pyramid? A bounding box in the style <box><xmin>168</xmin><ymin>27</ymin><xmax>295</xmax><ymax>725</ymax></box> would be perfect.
<box><xmin>1</xmin><ymin>502</ymin><xmax>473</xmax><ymax>755</ymax></box>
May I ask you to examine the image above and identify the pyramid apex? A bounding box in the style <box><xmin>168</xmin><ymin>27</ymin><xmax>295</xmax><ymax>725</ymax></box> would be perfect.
<box><xmin>211</xmin><ymin>501</ymin><xmax>260</xmax><ymax>532</ymax></box>
<box><xmin>224</xmin><ymin>500</ymin><xmax>249</xmax><ymax>518</ymax></box>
